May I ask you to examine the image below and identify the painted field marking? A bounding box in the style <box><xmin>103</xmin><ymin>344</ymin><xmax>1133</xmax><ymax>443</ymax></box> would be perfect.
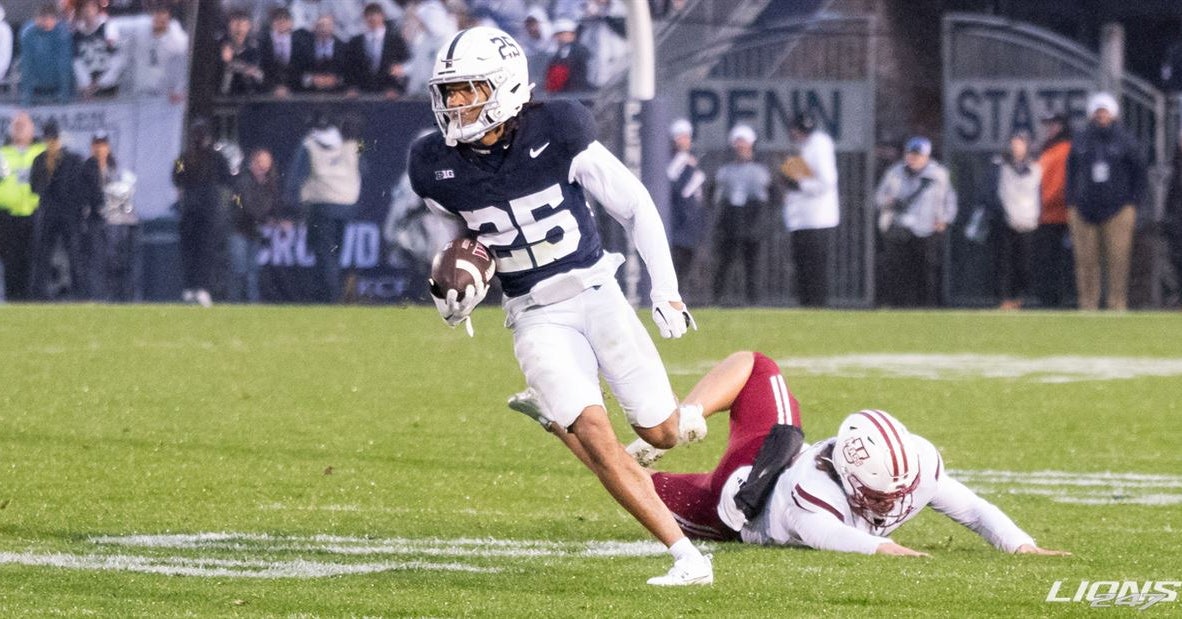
<box><xmin>953</xmin><ymin>469</ymin><xmax>1182</xmax><ymax>505</ymax></box>
<box><xmin>671</xmin><ymin>354</ymin><xmax>1182</xmax><ymax>383</ymax></box>
<box><xmin>0</xmin><ymin>536</ymin><xmax>682</xmax><ymax>579</ymax></box>
<box><xmin>0</xmin><ymin>551</ymin><xmax>498</xmax><ymax>578</ymax></box>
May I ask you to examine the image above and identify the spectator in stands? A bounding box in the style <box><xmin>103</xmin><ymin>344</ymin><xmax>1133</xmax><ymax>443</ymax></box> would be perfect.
<box><xmin>19</xmin><ymin>3</ymin><xmax>74</xmax><ymax>105</ymax></box>
<box><xmin>712</xmin><ymin>124</ymin><xmax>772</xmax><ymax>306</ymax></box>
<box><xmin>129</xmin><ymin>4</ymin><xmax>189</xmax><ymax>104</ymax></box>
<box><xmin>0</xmin><ymin>6</ymin><xmax>15</xmax><ymax>87</ymax></box>
<box><xmin>1066</xmin><ymin>92</ymin><xmax>1146</xmax><ymax>311</ymax></box>
<box><xmin>259</xmin><ymin>6</ymin><xmax>310</xmax><ymax>96</ymax></box>
<box><xmin>544</xmin><ymin>18</ymin><xmax>591</xmax><ymax>93</ymax></box>
<box><xmin>520</xmin><ymin>8</ymin><xmax>553</xmax><ymax>87</ymax></box>
<box><xmin>286</xmin><ymin>112</ymin><xmax>362</xmax><ymax>303</ymax></box>
<box><xmin>79</xmin><ymin>130</ymin><xmax>137</xmax><ymax>301</ymax></box>
<box><xmin>72</xmin><ymin>0</ymin><xmax>125</xmax><ymax>99</ymax></box>
<box><xmin>397</xmin><ymin>0</ymin><xmax>457</xmax><ymax>94</ymax></box>
<box><xmin>1166</xmin><ymin>133</ymin><xmax>1182</xmax><ymax>298</ymax></box>
<box><xmin>874</xmin><ymin>136</ymin><xmax>958</xmax><ymax>307</ymax></box>
<box><xmin>173</xmin><ymin>118</ymin><xmax>232</xmax><ymax>307</ymax></box>
<box><xmin>1034</xmin><ymin>111</ymin><xmax>1074</xmax><ymax>308</ymax></box>
<box><xmin>467</xmin><ymin>0</ymin><xmax>526</xmax><ymax>38</ymax></box>
<box><xmin>298</xmin><ymin>14</ymin><xmax>347</xmax><ymax>93</ymax></box>
<box><xmin>666</xmin><ymin>118</ymin><xmax>706</xmax><ymax>282</ymax></box>
<box><xmin>216</xmin><ymin>9</ymin><xmax>264</xmax><ymax>96</ymax></box>
<box><xmin>781</xmin><ymin>112</ymin><xmax>840</xmax><ymax>307</ymax></box>
<box><xmin>989</xmin><ymin>131</ymin><xmax>1041</xmax><ymax>310</ymax></box>
<box><xmin>0</xmin><ymin>112</ymin><xmax>45</xmax><ymax>301</ymax></box>
<box><xmin>291</xmin><ymin>0</ymin><xmax>401</xmax><ymax>43</ymax></box>
<box><xmin>30</xmin><ymin>120</ymin><xmax>87</xmax><ymax>300</ymax></box>
<box><xmin>345</xmin><ymin>3</ymin><xmax>411</xmax><ymax>98</ymax></box>
<box><xmin>578</xmin><ymin>0</ymin><xmax>628</xmax><ymax>88</ymax></box>
<box><xmin>228</xmin><ymin>148</ymin><xmax>281</xmax><ymax>303</ymax></box>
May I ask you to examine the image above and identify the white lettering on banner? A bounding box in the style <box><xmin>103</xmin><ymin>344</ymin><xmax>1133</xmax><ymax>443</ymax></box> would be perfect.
<box><xmin>259</xmin><ymin>222</ymin><xmax>382</xmax><ymax>268</ymax></box>
<box><xmin>341</xmin><ymin>223</ymin><xmax>380</xmax><ymax>268</ymax></box>
<box><xmin>679</xmin><ymin>79</ymin><xmax>871</xmax><ymax>150</ymax></box>
<box><xmin>1046</xmin><ymin>580</ymin><xmax>1180</xmax><ymax>611</ymax></box>
<box><xmin>945</xmin><ymin>79</ymin><xmax>1094</xmax><ymax>150</ymax></box>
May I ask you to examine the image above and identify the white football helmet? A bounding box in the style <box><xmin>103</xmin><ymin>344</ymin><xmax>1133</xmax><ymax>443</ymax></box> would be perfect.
<box><xmin>428</xmin><ymin>27</ymin><xmax>532</xmax><ymax>146</ymax></box>
<box><xmin>833</xmin><ymin>409</ymin><xmax>921</xmax><ymax>527</ymax></box>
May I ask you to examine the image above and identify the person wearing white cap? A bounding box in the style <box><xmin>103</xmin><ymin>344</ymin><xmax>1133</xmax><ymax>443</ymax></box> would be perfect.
<box><xmin>1065</xmin><ymin>91</ymin><xmax>1146</xmax><ymax>311</ymax></box>
<box><xmin>874</xmin><ymin>135</ymin><xmax>958</xmax><ymax>307</ymax></box>
<box><xmin>667</xmin><ymin>119</ymin><xmax>707</xmax><ymax>281</ymax></box>
<box><xmin>543</xmin><ymin>17</ymin><xmax>592</xmax><ymax>92</ymax></box>
<box><xmin>711</xmin><ymin>124</ymin><xmax>772</xmax><ymax>305</ymax></box>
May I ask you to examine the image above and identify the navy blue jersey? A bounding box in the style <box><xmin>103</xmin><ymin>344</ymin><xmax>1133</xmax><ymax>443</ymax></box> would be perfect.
<box><xmin>408</xmin><ymin>100</ymin><xmax>605</xmax><ymax>297</ymax></box>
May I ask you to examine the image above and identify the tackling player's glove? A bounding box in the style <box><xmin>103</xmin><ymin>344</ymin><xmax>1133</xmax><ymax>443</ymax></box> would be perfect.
<box><xmin>430</xmin><ymin>282</ymin><xmax>487</xmax><ymax>337</ymax></box>
<box><xmin>651</xmin><ymin>300</ymin><xmax>697</xmax><ymax>339</ymax></box>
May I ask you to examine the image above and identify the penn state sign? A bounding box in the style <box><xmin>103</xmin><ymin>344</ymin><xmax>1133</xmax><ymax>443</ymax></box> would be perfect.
<box><xmin>945</xmin><ymin>79</ymin><xmax>1094</xmax><ymax>151</ymax></box>
<box><xmin>680</xmin><ymin>79</ymin><xmax>872</xmax><ymax>150</ymax></box>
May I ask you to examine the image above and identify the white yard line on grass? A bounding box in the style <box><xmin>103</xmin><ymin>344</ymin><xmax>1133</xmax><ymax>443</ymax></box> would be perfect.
<box><xmin>0</xmin><ymin>551</ymin><xmax>498</xmax><ymax>578</ymax></box>
<box><xmin>952</xmin><ymin>469</ymin><xmax>1182</xmax><ymax>505</ymax></box>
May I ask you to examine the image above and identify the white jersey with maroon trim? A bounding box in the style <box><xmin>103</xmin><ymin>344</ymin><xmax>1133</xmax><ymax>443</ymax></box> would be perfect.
<box><xmin>739</xmin><ymin>436</ymin><xmax>1036</xmax><ymax>554</ymax></box>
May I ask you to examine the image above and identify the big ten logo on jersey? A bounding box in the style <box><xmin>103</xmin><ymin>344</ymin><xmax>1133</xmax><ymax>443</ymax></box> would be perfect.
<box><xmin>457</xmin><ymin>184</ymin><xmax>579</xmax><ymax>273</ymax></box>
<box><xmin>259</xmin><ymin>222</ymin><xmax>382</xmax><ymax>269</ymax></box>
<box><xmin>842</xmin><ymin>438</ymin><xmax>870</xmax><ymax>466</ymax></box>
<box><xmin>491</xmin><ymin>35</ymin><xmax>520</xmax><ymax>59</ymax></box>
<box><xmin>1046</xmin><ymin>581</ymin><xmax>1180</xmax><ymax>611</ymax></box>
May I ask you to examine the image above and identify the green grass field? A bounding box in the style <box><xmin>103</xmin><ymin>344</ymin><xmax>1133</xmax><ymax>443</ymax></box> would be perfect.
<box><xmin>1</xmin><ymin>304</ymin><xmax>1180</xmax><ymax>617</ymax></box>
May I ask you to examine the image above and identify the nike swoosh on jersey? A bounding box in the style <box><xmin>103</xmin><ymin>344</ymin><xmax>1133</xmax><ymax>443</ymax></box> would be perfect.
<box><xmin>529</xmin><ymin>142</ymin><xmax>551</xmax><ymax>158</ymax></box>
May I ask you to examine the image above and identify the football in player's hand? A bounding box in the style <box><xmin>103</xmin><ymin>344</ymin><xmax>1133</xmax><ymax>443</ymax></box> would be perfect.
<box><xmin>429</xmin><ymin>237</ymin><xmax>495</xmax><ymax>299</ymax></box>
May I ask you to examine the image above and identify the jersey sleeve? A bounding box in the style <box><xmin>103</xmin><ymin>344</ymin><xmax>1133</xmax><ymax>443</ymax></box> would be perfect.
<box><xmin>786</xmin><ymin>483</ymin><xmax>890</xmax><ymax>554</ymax></box>
<box><xmin>569</xmin><ymin>140</ymin><xmax>681</xmax><ymax>304</ymax></box>
<box><xmin>927</xmin><ymin>453</ymin><xmax>1036</xmax><ymax>553</ymax></box>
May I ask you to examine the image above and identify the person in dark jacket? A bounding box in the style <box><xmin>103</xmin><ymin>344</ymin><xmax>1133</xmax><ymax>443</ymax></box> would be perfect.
<box><xmin>79</xmin><ymin>130</ymin><xmax>138</xmax><ymax>301</ymax></box>
<box><xmin>667</xmin><ymin>118</ymin><xmax>706</xmax><ymax>282</ymax></box>
<box><xmin>1164</xmin><ymin>134</ymin><xmax>1182</xmax><ymax>303</ymax></box>
<box><xmin>216</xmin><ymin>9</ymin><xmax>265</xmax><ymax>96</ymax></box>
<box><xmin>344</xmin><ymin>3</ymin><xmax>410</xmax><ymax>97</ymax></box>
<box><xmin>29</xmin><ymin>120</ymin><xmax>86</xmax><ymax>300</ymax></box>
<box><xmin>544</xmin><ymin>18</ymin><xmax>591</xmax><ymax>92</ymax></box>
<box><xmin>1066</xmin><ymin>92</ymin><xmax>1147</xmax><ymax>311</ymax></box>
<box><xmin>228</xmin><ymin>147</ymin><xmax>285</xmax><ymax>302</ymax></box>
<box><xmin>258</xmin><ymin>6</ymin><xmax>311</xmax><ymax>96</ymax></box>
<box><xmin>172</xmin><ymin>118</ymin><xmax>232</xmax><ymax>307</ymax></box>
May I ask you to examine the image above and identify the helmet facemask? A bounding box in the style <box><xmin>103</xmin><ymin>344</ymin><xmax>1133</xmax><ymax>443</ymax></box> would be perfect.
<box><xmin>429</xmin><ymin>78</ymin><xmax>502</xmax><ymax>145</ymax></box>
<box><xmin>841</xmin><ymin>467</ymin><xmax>920</xmax><ymax>528</ymax></box>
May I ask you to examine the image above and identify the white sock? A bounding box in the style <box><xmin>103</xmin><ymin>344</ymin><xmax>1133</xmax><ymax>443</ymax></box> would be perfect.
<box><xmin>668</xmin><ymin>537</ymin><xmax>703</xmax><ymax>562</ymax></box>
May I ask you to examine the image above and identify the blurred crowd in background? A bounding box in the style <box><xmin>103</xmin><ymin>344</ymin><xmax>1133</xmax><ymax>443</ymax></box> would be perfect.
<box><xmin>0</xmin><ymin>0</ymin><xmax>1179</xmax><ymax>311</ymax></box>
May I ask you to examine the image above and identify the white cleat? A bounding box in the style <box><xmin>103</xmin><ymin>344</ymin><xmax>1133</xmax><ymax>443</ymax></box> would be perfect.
<box><xmin>677</xmin><ymin>403</ymin><xmax>707</xmax><ymax>445</ymax></box>
<box><xmin>626</xmin><ymin>438</ymin><xmax>667</xmax><ymax>468</ymax></box>
<box><xmin>507</xmin><ymin>388</ymin><xmax>553</xmax><ymax>431</ymax></box>
<box><xmin>195</xmin><ymin>289</ymin><xmax>213</xmax><ymax>308</ymax></box>
<box><xmin>647</xmin><ymin>554</ymin><xmax>713</xmax><ymax>586</ymax></box>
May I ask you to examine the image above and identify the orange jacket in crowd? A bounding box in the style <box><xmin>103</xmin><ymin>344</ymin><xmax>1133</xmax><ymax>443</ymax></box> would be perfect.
<box><xmin>1038</xmin><ymin>137</ymin><xmax>1071</xmax><ymax>225</ymax></box>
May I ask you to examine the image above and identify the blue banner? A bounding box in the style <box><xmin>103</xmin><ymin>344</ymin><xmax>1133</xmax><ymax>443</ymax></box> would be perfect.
<box><xmin>236</xmin><ymin>100</ymin><xmax>438</xmax><ymax>303</ymax></box>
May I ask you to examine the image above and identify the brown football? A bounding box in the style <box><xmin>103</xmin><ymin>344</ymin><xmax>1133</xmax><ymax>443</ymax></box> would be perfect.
<box><xmin>429</xmin><ymin>238</ymin><xmax>496</xmax><ymax>300</ymax></box>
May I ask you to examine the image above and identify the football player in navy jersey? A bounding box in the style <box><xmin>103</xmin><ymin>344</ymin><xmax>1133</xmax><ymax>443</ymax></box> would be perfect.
<box><xmin>407</xmin><ymin>27</ymin><xmax>711</xmax><ymax>586</ymax></box>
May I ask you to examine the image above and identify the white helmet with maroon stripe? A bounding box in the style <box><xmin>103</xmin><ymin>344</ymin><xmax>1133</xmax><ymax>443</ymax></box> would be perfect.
<box><xmin>834</xmin><ymin>409</ymin><xmax>921</xmax><ymax>527</ymax></box>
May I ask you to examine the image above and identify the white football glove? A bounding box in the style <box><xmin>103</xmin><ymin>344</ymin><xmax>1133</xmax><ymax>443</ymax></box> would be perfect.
<box><xmin>651</xmin><ymin>300</ymin><xmax>697</xmax><ymax>339</ymax></box>
<box><xmin>430</xmin><ymin>281</ymin><xmax>487</xmax><ymax>337</ymax></box>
